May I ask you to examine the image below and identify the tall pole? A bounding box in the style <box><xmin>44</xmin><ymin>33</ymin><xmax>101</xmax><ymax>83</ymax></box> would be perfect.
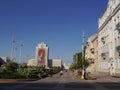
<box><xmin>14</xmin><ymin>47</ymin><xmax>17</xmax><ymax>62</ymax></box>
<box><xmin>19</xmin><ymin>42</ymin><xmax>23</xmax><ymax>63</ymax></box>
<box><xmin>81</xmin><ymin>32</ymin><xmax>85</xmax><ymax>79</ymax></box>
<box><xmin>11</xmin><ymin>37</ymin><xmax>15</xmax><ymax>61</ymax></box>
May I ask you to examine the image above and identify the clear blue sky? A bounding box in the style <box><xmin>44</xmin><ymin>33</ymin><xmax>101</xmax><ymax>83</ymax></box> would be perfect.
<box><xmin>0</xmin><ymin>0</ymin><xmax>108</xmax><ymax>63</ymax></box>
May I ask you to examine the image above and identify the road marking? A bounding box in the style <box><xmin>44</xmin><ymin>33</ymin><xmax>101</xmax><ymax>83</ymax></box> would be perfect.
<box><xmin>53</xmin><ymin>75</ymin><xmax>66</xmax><ymax>90</ymax></box>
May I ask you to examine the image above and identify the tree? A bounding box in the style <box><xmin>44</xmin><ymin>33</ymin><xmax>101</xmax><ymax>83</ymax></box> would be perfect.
<box><xmin>71</xmin><ymin>52</ymin><xmax>89</xmax><ymax>70</ymax></box>
<box><xmin>19</xmin><ymin>63</ymin><xmax>27</xmax><ymax>68</ymax></box>
<box><xmin>4</xmin><ymin>62</ymin><xmax>18</xmax><ymax>72</ymax></box>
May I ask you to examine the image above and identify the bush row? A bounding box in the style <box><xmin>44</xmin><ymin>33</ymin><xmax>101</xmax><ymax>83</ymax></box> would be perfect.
<box><xmin>0</xmin><ymin>66</ymin><xmax>62</xmax><ymax>79</ymax></box>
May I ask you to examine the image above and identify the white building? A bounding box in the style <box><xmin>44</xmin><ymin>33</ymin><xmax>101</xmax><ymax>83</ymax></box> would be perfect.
<box><xmin>0</xmin><ymin>57</ymin><xmax>10</xmax><ymax>63</ymax></box>
<box><xmin>85</xmin><ymin>33</ymin><xmax>98</xmax><ymax>72</ymax></box>
<box><xmin>49</xmin><ymin>59</ymin><xmax>62</xmax><ymax>68</ymax></box>
<box><xmin>36</xmin><ymin>42</ymin><xmax>49</xmax><ymax>68</ymax></box>
<box><xmin>27</xmin><ymin>42</ymin><xmax>63</xmax><ymax>68</ymax></box>
<box><xmin>98</xmin><ymin>0</ymin><xmax>120</xmax><ymax>75</ymax></box>
<box><xmin>27</xmin><ymin>59</ymin><xmax>37</xmax><ymax>66</ymax></box>
<box><xmin>63</xmin><ymin>63</ymin><xmax>71</xmax><ymax>70</ymax></box>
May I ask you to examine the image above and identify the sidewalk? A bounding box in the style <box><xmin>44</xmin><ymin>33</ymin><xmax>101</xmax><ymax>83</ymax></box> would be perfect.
<box><xmin>0</xmin><ymin>79</ymin><xmax>25</xmax><ymax>83</ymax></box>
<box><xmin>90</xmin><ymin>72</ymin><xmax>120</xmax><ymax>82</ymax></box>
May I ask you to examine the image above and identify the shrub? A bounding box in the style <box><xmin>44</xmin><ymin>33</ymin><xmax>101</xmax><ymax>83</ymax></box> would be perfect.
<box><xmin>77</xmin><ymin>70</ymin><xmax>82</xmax><ymax>75</ymax></box>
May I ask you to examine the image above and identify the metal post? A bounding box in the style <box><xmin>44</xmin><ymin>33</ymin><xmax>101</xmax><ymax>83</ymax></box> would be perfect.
<box><xmin>81</xmin><ymin>32</ymin><xmax>85</xmax><ymax>79</ymax></box>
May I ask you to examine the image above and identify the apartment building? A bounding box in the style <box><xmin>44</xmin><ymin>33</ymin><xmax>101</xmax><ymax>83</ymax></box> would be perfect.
<box><xmin>98</xmin><ymin>0</ymin><xmax>120</xmax><ymax>75</ymax></box>
<box><xmin>85</xmin><ymin>34</ymin><xmax>98</xmax><ymax>72</ymax></box>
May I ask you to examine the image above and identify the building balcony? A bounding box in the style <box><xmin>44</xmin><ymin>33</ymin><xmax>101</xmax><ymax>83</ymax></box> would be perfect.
<box><xmin>101</xmin><ymin>52</ymin><xmax>109</xmax><ymax>60</ymax></box>
<box><xmin>101</xmin><ymin>37</ymin><xmax>106</xmax><ymax>44</ymax></box>
<box><xmin>101</xmin><ymin>53</ymin><xmax>106</xmax><ymax>60</ymax></box>
<box><xmin>116</xmin><ymin>46</ymin><xmax>120</xmax><ymax>56</ymax></box>
<box><xmin>116</xmin><ymin>22</ymin><xmax>120</xmax><ymax>32</ymax></box>
<box><xmin>88</xmin><ymin>58</ymin><xmax>94</xmax><ymax>64</ymax></box>
<box><xmin>115</xmin><ymin>45</ymin><xmax>120</xmax><ymax>59</ymax></box>
<box><xmin>115</xmin><ymin>37</ymin><xmax>120</xmax><ymax>47</ymax></box>
<box><xmin>90</xmin><ymin>48</ymin><xmax>95</xmax><ymax>53</ymax></box>
<box><xmin>101</xmin><ymin>53</ymin><xmax>106</xmax><ymax>57</ymax></box>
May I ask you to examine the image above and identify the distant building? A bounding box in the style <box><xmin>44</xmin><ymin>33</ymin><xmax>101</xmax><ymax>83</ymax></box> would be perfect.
<box><xmin>27</xmin><ymin>42</ymin><xmax>63</xmax><ymax>68</ymax></box>
<box><xmin>63</xmin><ymin>63</ymin><xmax>71</xmax><ymax>70</ymax></box>
<box><xmin>0</xmin><ymin>57</ymin><xmax>10</xmax><ymax>67</ymax></box>
<box><xmin>0</xmin><ymin>57</ymin><xmax>10</xmax><ymax>63</ymax></box>
<box><xmin>35</xmin><ymin>42</ymin><xmax>49</xmax><ymax>68</ymax></box>
<box><xmin>27</xmin><ymin>59</ymin><xmax>37</xmax><ymax>66</ymax></box>
<box><xmin>0</xmin><ymin>58</ymin><xmax>5</xmax><ymax>67</ymax></box>
<box><xmin>48</xmin><ymin>59</ymin><xmax>62</xmax><ymax>68</ymax></box>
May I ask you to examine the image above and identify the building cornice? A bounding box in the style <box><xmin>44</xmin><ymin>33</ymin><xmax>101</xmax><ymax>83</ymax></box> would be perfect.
<box><xmin>98</xmin><ymin>3</ymin><xmax>120</xmax><ymax>33</ymax></box>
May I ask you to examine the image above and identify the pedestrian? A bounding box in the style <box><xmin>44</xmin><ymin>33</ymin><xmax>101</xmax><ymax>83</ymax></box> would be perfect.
<box><xmin>59</xmin><ymin>70</ymin><xmax>63</xmax><ymax>77</ymax></box>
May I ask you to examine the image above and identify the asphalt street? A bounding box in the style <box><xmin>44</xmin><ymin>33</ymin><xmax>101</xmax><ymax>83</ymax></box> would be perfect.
<box><xmin>0</xmin><ymin>71</ymin><xmax>120</xmax><ymax>90</ymax></box>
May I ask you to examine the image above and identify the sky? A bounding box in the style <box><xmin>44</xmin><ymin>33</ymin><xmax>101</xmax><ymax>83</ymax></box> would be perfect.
<box><xmin>0</xmin><ymin>0</ymin><xmax>108</xmax><ymax>63</ymax></box>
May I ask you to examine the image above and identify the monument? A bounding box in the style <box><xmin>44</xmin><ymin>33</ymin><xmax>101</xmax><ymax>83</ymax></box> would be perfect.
<box><xmin>35</xmin><ymin>42</ymin><xmax>49</xmax><ymax>67</ymax></box>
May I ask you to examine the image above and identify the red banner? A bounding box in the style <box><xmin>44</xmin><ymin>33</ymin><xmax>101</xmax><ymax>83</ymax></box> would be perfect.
<box><xmin>38</xmin><ymin>49</ymin><xmax>45</xmax><ymax>64</ymax></box>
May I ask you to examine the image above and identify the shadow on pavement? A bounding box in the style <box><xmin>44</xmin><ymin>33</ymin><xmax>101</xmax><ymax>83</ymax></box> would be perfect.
<box><xmin>0</xmin><ymin>81</ymin><xmax>120</xmax><ymax>90</ymax></box>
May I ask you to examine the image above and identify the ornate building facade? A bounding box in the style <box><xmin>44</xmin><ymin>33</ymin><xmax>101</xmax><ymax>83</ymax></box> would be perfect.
<box><xmin>98</xmin><ymin>0</ymin><xmax>120</xmax><ymax>75</ymax></box>
<box><xmin>27</xmin><ymin>42</ymin><xmax>63</xmax><ymax>68</ymax></box>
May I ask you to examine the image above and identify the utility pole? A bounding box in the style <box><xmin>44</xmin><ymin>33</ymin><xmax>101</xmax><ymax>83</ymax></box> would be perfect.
<box><xmin>81</xmin><ymin>32</ymin><xmax>85</xmax><ymax>79</ymax></box>
<box><xmin>11</xmin><ymin>37</ymin><xmax>15</xmax><ymax>61</ymax></box>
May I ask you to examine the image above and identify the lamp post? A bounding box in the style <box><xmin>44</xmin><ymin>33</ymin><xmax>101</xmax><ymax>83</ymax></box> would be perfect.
<box><xmin>81</xmin><ymin>32</ymin><xmax>85</xmax><ymax>79</ymax></box>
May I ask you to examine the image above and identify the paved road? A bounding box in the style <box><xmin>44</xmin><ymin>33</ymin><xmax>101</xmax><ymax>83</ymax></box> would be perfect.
<box><xmin>0</xmin><ymin>71</ymin><xmax>120</xmax><ymax>90</ymax></box>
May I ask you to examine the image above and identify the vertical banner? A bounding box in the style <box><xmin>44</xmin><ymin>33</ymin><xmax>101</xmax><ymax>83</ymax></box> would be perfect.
<box><xmin>38</xmin><ymin>49</ymin><xmax>45</xmax><ymax>65</ymax></box>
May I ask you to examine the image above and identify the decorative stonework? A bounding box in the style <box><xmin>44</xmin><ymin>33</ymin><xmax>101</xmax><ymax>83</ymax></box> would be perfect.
<box><xmin>99</xmin><ymin>0</ymin><xmax>120</xmax><ymax>29</ymax></box>
<box><xmin>98</xmin><ymin>0</ymin><xmax>120</xmax><ymax>74</ymax></box>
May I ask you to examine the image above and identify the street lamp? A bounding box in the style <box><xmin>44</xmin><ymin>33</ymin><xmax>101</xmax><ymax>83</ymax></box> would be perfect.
<box><xmin>81</xmin><ymin>32</ymin><xmax>85</xmax><ymax>79</ymax></box>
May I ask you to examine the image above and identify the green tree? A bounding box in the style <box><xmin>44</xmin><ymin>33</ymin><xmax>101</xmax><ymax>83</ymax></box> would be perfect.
<box><xmin>4</xmin><ymin>62</ymin><xmax>19</xmax><ymax>72</ymax></box>
<box><xmin>71</xmin><ymin>52</ymin><xmax>89</xmax><ymax>70</ymax></box>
